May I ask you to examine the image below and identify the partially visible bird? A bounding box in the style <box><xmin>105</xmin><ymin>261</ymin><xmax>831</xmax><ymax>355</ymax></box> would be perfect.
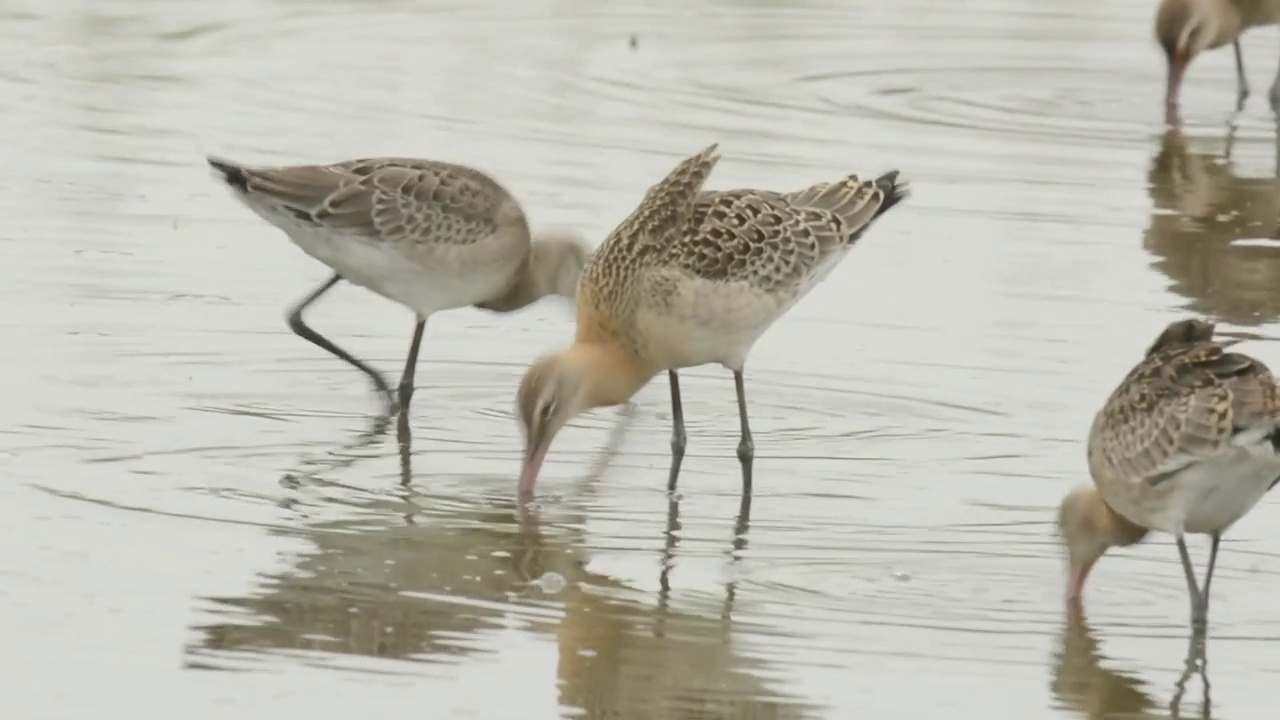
<box><xmin>513</xmin><ymin>143</ymin><xmax>909</xmax><ymax>500</ymax></box>
<box><xmin>207</xmin><ymin>155</ymin><xmax>590</xmax><ymax>423</ymax></box>
<box><xmin>1057</xmin><ymin>317</ymin><xmax>1280</xmax><ymax>632</ymax></box>
<box><xmin>1155</xmin><ymin>0</ymin><xmax>1280</xmax><ymax>124</ymax></box>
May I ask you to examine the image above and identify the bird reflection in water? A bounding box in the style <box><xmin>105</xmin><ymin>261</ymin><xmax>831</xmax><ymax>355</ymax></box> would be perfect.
<box><xmin>191</xmin><ymin>400</ymin><xmax>795</xmax><ymax>718</ymax></box>
<box><xmin>1144</xmin><ymin>123</ymin><xmax>1280</xmax><ymax>328</ymax></box>
<box><xmin>276</xmin><ymin>375</ymin><xmax>638</xmax><ymax>511</ymax></box>
<box><xmin>656</xmin><ymin>492</ymin><xmax>753</xmax><ymax>635</ymax></box>
<box><xmin>1051</xmin><ymin>606</ymin><xmax>1211</xmax><ymax>720</ymax></box>
<box><xmin>278</xmin><ymin>411</ymin><xmax>400</xmax><ymax>493</ymax></box>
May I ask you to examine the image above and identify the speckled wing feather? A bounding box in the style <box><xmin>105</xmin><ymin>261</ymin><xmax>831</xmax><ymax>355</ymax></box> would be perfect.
<box><xmin>1089</xmin><ymin>318</ymin><xmax>1280</xmax><ymax>484</ymax></box>
<box><xmin>578</xmin><ymin>144</ymin><xmax>721</xmax><ymax>315</ymax></box>
<box><xmin>666</xmin><ymin>170</ymin><xmax>908</xmax><ymax>293</ymax></box>
<box><xmin>207</xmin><ymin>156</ymin><xmax>514</xmax><ymax>246</ymax></box>
<box><xmin>604</xmin><ymin>143</ymin><xmax>721</xmax><ymax>253</ymax></box>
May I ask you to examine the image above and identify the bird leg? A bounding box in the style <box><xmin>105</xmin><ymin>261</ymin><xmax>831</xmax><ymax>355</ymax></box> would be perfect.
<box><xmin>1234</xmin><ymin>40</ymin><xmax>1250</xmax><ymax>111</ymax></box>
<box><xmin>666</xmin><ymin>370</ymin><xmax>687</xmax><ymax>493</ymax></box>
<box><xmin>1198</xmin><ymin>533</ymin><xmax>1223</xmax><ymax>621</ymax></box>
<box><xmin>1171</xmin><ymin>631</ymin><xmax>1210</xmax><ymax>720</ymax></box>
<box><xmin>397</xmin><ymin>419</ymin><xmax>413</xmax><ymax>488</ymax></box>
<box><xmin>1269</xmin><ymin>42</ymin><xmax>1280</xmax><ymax>112</ymax></box>
<box><xmin>397</xmin><ymin>318</ymin><xmax>427</xmax><ymax>415</ymax></box>
<box><xmin>1175</xmin><ymin>535</ymin><xmax>1207</xmax><ymax>633</ymax></box>
<box><xmin>733</xmin><ymin>369</ymin><xmax>755</xmax><ymax>495</ymax></box>
<box><xmin>286</xmin><ymin>273</ymin><xmax>396</xmax><ymax>412</ymax></box>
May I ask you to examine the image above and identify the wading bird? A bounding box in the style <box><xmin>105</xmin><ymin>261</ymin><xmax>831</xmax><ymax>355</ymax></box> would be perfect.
<box><xmin>1057</xmin><ymin>318</ymin><xmax>1280</xmax><ymax>632</ymax></box>
<box><xmin>208</xmin><ymin>155</ymin><xmax>589</xmax><ymax>425</ymax></box>
<box><xmin>1156</xmin><ymin>0</ymin><xmax>1280</xmax><ymax>124</ymax></box>
<box><xmin>513</xmin><ymin>143</ymin><xmax>908</xmax><ymax>500</ymax></box>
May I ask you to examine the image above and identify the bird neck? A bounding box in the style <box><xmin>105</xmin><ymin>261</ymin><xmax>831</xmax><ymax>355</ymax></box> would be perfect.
<box><xmin>561</xmin><ymin>342</ymin><xmax>653</xmax><ymax>410</ymax></box>
<box><xmin>473</xmin><ymin>259</ymin><xmax>543</xmax><ymax>313</ymax></box>
<box><xmin>474</xmin><ymin>233</ymin><xmax>585</xmax><ymax>314</ymax></box>
<box><xmin>1080</xmin><ymin>488</ymin><xmax>1150</xmax><ymax>549</ymax></box>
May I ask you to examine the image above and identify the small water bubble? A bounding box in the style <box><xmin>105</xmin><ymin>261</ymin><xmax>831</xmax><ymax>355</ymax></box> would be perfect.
<box><xmin>534</xmin><ymin>571</ymin><xmax>567</xmax><ymax>594</ymax></box>
<box><xmin>491</xmin><ymin>550</ymin><xmax>511</xmax><ymax>558</ymax></box>
<box><xmin>891</xmin><ymin>570</ymin><xmax>911</xmax><ymax>582</ymax></box>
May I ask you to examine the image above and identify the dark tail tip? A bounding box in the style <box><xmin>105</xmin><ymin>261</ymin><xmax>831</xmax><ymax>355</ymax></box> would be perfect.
<box><xmin>874</xmin><ymin>170</ymin><xmax>909</xmax><ymax>217</ymax></box>
<box><xmin>206</xmin><ymin>155</ymin><xmax>250</xmax><ymax>193</ymax></box>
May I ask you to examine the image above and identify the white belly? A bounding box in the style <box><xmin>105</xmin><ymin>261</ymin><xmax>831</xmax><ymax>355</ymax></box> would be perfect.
<box><xmin>1108</xmin><ymin>443</ymin><xmax>1280</xmax><ymax>536</ymax></box>
<box><xmin>244</xmin><ymin>204</ymin><xmax>522</xmax><ymax>317</ymax></box>
<box><xmin>635</xmin><ymin>271</ymin><xmax>805</xmax><ymax>370</ymax></box>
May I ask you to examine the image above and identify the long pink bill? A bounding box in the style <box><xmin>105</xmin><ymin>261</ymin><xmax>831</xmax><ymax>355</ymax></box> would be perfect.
<box><xmin>518</xmin><ymin>443</ymin><xmax>549</xmax><ymax>501</ymax></box>
<box><xmin>1066</xmin><ymin>562</ymin><xmax>1093</xmax><ymax>604</ymax></box>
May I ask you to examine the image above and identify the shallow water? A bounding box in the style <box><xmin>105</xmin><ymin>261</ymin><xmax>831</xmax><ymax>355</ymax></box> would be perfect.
<box><xmin>5</xmin><ymin>0</ymin><xmax>1280</xmax><ymax>717</ymax></box>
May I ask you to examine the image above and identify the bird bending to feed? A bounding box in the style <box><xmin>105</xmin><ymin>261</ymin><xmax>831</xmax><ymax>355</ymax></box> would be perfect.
<box><xmin>514</xmin><ymin>143</ymin><xmax>909</xmax><ymax>500</ymax></box>
<box><xmin>1155</xmin><ymin>0</ymin><xmax>1280</xmax><ymax>125</ymax></box>
<box><xmin>1057</xmin><ymin>318</ymin><xmax>1280</xmax><ymax>632</ymax></box>
<box><xmin>207</xmin><ymin>155</ymin><xmax>590</xmax><ymax>423</ymax></box>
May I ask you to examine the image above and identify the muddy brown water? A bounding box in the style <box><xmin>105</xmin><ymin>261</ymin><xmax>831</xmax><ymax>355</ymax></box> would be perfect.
<box><xmin>4</xmin><ymin>0</ymin><xmax>1280</xmax><ymax>717</ymax></box>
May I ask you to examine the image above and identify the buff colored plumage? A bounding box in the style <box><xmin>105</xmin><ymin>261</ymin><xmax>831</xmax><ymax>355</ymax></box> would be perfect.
<box><xmin>1057</xmin><ymin>318</ymin><xmax>1280</xmax><ymax>631</ymax></box>
<box><xmin>514</xmin><ymin>143</ymin><xmax>908</xmax><ymax>499</ymax></box>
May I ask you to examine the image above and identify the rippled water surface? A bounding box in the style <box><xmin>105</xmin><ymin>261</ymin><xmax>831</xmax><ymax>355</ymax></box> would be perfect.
<box><xmin>6</xmin><ymin>0</ymin><xmax>1280</xmax><ymax>717</ymax></box>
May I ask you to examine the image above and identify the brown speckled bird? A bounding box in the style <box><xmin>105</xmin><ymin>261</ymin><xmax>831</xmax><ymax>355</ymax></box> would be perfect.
<box><xmin>1057</xmin><ymin>318</ymin><xmax>1280</xmax><ymax>631</ymax></box>
<box><xmin>207</xmin><ymin>155</ymin><xmax>589</xmax><ymax>420</ymax></box>
<box><xmin>513</xmin><ymin>143</ymin><xmax>908</xmax><ymax>500</ymax></box>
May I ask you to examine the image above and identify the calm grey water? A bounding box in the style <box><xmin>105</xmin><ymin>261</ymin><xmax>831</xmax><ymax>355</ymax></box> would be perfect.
<box><xmin>4</xmin><ymin>0</ymin><xmax>1280</xmax><ymax>717</ymax></box>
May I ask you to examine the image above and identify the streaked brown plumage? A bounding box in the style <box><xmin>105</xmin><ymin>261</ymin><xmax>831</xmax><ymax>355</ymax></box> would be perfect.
<box><xmin>1057</xmin><ymin>317</ymin><xmax>1280</xmax><ymax>632</ymax></box>
<box><xmin>513</xmin><ymin>143</ymin><xmax>909</xmax><ymax>499</ymax></box>
<box><xmin>208</xmin><ymin>155</ymin><xmax>589</xmax><ymax>422</ymax></box>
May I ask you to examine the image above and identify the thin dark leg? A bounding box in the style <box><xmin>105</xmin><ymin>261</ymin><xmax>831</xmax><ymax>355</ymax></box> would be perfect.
<box><xmin>1170</xmin><ymin>631</ymin><xmax>1210</xmax><ymax>720</ymax></box>
<box><xmin>735</xmin><ymin>493</ymin><xmax>753</xmax><ymax>538</ymax></box>
<box><xmin>1176</xmin><ymin>536</ymin><xmax>1206</xmax><ymax>632</ymax></box>
<box><xmin>286</xmin><ymin>273</ymin><xmax>395</xmax><ymax>411</ymax></box>
<box><xmin>397</xmin><ymin>413</ymin><xmax>413</xmax><ymax>487</ymax></box>
<box><xmin>397</xmin><ymin>319</ymin><xmax>427</xmax><ymax>414</ymax></box>
<box><xmin>1233</xmin><ymin>40</ymin><xmax>1249</xmax><ymax>110</ymax></box>
<box><xmin>394</xmin><ymin>318</ymin><xmax>427</xmax><ymax>459</ymax></box>
<box><xmin>656</xmin><ymin>495</ymin><xmax>681</xmax><ymax>637</ymax></box>
<box><xmin>666</xmin><ymin>370</ymin><xmax>687</xmax><ymax>493</ymax></box>
<box><xmin>1274</xmin><ymin>118</ymin><xmax>1280</xmax><ymax>181</ymax></box>
<box><xmin>1223</xmin><ymin>118</ymin><xmax>1240</xmax><ymax>165</ymax></box>
<box><xmin>733</xmin><ymin>369</ymin><xmax>755</xmax><ymax>495</ymax></box>
<box><xmin>397</xmin><ymin>409</ymin><xmax>412</xmax><ymax>451</ymax></box>
<box><xmin>1270</xmin><ymin>46</ymin><xmax>1280</xmax><ymax>111</ymax></box>
<box><xmin>1199</xmin><ymin>533</ymin><xmax>1222</xmax><ymax>619</ymax></box>
<box><xmin>722</xmin><ymin>492</ymin><xmax>752</xmax><ymax>622</ymax></box>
